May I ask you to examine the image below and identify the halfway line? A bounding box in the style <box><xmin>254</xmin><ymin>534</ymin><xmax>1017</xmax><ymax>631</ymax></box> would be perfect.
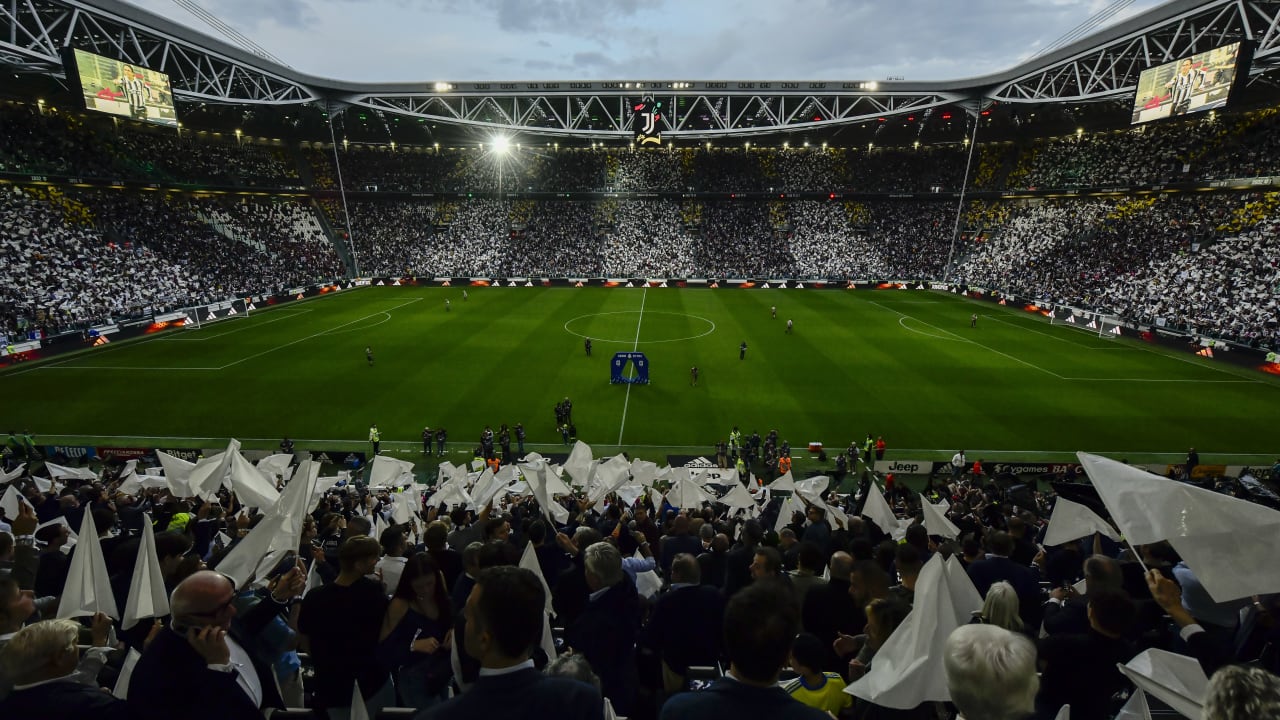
<box><xmin>617</xmin><ymin>287</ymin><xmax>648</xmax><ymax>445</ymax></box>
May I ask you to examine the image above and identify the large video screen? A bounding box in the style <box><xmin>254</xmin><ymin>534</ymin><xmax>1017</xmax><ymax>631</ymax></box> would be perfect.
<box><xmin>66</xmin><ymin>48</ymin><xmax>178</xmax><ymax>128</ymax></box>
<box><xmin>1131</xmin><ymin>43</ymin><xmax>1242</xmax><ymax>124</ymax></box>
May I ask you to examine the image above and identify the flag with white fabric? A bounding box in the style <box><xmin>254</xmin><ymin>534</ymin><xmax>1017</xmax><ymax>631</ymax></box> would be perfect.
<box><xmin>774</xmin><ymin>492</ymin><xmax>806</xmax><ymax>534</ymax></box>
<box><xmin>1116</xmin><ymin>649</ymin><xmax>1206</xmax><ymax>720</ymax></box>
<box><xmin>719</xmin><ymin>482</ymin><xmax>758</xmax><ymax>511</ymax></box>
<box><xmin>1113</xmin><ymin>690</ymin><xmax>1151</xmax><ymax>720</ymax></box>
<box><xmin>919</xmin><ymin>494</ymin><xmax>960</xmax><ymax>539</ymax></box>
<box><xmin>562</xmin><ymin>441</ymin><xmax>595</xmax><ymax>487</ymax></box>
<box><xmin>1043</xmin><ymin>497</ymin><xmax>1120</xmax><ymax>546</ymax></box>
<box><xmin>767</xmin><ymin>471</ymin><xmax>795</xmax><ymax>492</ymax></box>
<box><xmin>1078</xmin><ymin>451</ymin><xmax>1280</xmax><ymax>601</ymax></box>
<box><xmin>370</xmin><ymin>455</ymin><xmax>415</xmax><ymax>487</ymax></box>
<box><xmin>350</xmin><ymin>681</ymin><xmax>370</xmax><ymax>720</ymax></box>
<box><xmin>518</xmin><ymin>457</ymin><xmax>570</xmax><ymax>524</ymax></box>
<box><xmin>43</xmin><ymin>462</ymin><xmax>97</xmax><ymax>481</ymax></box>
<box><xmin>668</xmin><ymin>476</ymin><xmax>716</xmax><ymax>510</ymax></box>
<box><xmin>0</xmin><ymin>463</ymin><xmax>24</xmax><ymax>484</ymax></box>
<box><xmin>0</xmin><ymin>485</ymin><xmax>32</xmax><ymax>520</ymax></box>
<box><xmin>847</xmin><ymin>555</ymin><xmax>983</xmax><ymax>708</ymax></box>
<box><xmin>58</xmin><ymin>509</ymin><xmax>119</xmax><ymax>619</ymax></box>
<box><xmin>587</xmin><ymin>455</ymin><xmax>632</xmax><ymax>505</ymax></box>
<box><xmin>628</xmin><ymin>459</ymin><xmax>659</xmax><ymax>488</ymax></box>
<box><xmin>215</xmin><ymin>459</ymin><xmax>319</xmax><ymax>588</ymax></box>
<box><xmin>518</xmin><ymin>540</ymin><xmax>559</xmax><ymax>662</ymax></box>
<box><xmin>633</xmin><ymin>550</ymin><xmax>662</xmax><ymax>599</ymax></box>
<box><xmin>860</xmin><ymin>480</ymin><xmax>899</xmax><ymax>537</ymax></box>
<box><xmin>228</xmin><ymin>450</ymin><xmax>281</xmax><ymax>510</ymax></box>
<box><xmin>123</xmin><ymin>513</ymin><xmax>169</xmax><ymax>629</ymax></box>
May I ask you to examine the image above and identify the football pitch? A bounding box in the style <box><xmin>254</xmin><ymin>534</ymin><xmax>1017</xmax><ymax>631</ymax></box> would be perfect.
<box><xmin>4</xmin><ymin>286</ymin><xmax>1278</xmax><ymax>466</ymax></box>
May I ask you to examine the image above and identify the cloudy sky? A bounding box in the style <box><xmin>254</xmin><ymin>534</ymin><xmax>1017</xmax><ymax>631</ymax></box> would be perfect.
<box><xmin>120</xmin><ymin>0</ymin><xmax>1168</xmax><ymax>83</ymax></box>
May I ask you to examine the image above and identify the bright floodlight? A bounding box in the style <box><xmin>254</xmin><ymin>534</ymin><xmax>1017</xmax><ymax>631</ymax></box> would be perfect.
<box><xmin>492</xmin><ymin>136</ymin><xmax>512</xmax><ymax>154</ymax></box>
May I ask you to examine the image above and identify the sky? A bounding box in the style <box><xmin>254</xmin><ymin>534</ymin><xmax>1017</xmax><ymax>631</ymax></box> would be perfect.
<box><xmin>119</xmin><ymin>0</ymin><xmax>1170</xmax><ymax>84</ymax></box>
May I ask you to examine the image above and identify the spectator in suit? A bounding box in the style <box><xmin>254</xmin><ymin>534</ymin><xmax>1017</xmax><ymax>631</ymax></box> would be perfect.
<box><xmin>966</xmin><ymin>531</ymin><xmax>1043</xmax><ymax>631</ymax></box>
<box><xmin>723</xmin><ymin>519</ymin><xmax>763</xmax><ymax>598</ymax></box>
<box><xmin>0</xmin><ymin>619</ymin><xmax>131</xmax><ymax>720</ymax></box>
<box><xmin>659</xmin><ymin>581</ymin><xmax>828</xmax><ymax>720</ymax></box>
<box><xmin>749</xmin><ymin>546</ymin><xmax>789</xmax><ymax>587</ymax></box>
<box><xmin>1036</xmin><ymin>588</ymin><xmax>1138</xmax><ymax>720</ymax></box>
<box><xmin>944</xmin><ymin>624</ymin><xmax>1039</xmax><ymax>720</ymax></box>
<box><xmin>565</xmin><ymin>541</ymin><xmax>640</xmax><ymax>717</ymax></box>
<box><xmin>552</xmin><ymin>528</ymin><xmax>600</xmax><ymax>629</ymax></box>
<box><xmin>129</xmin><ymin>567</ymin><xmax>303</xmax><ymax>720</ymax></box>
<box><xmin>642</xmin><ymin>553</ymin><xmax>724</xmax><ymax>693</ymax></box>
<box><xmin>801</xmin><ymin>552</ymin><xmax>863</xmax><ymax>674</ymax></box>
<box><xmin>424</xmin><ymin>521</ymin><xmax>463</xmax><ymax>595</ymax></box>
<box><xmin>697</xmin><ymin>533</ymin><xmax>730</xmax><ymax>589</ymax></box>
<box><xmin>659</xmin><ymin>516</ymin><xmax>702</xmax><ymax>579</ymax></box>
<box><xmin>788</xmin><ymin>542</ymin><xmax>826</xmax><ymax>609</ymax></box>
<box><xmin>417</xmin><ymin>565</ymin><xmax>602</xmax><ymax>720</ymax></box>
<box><xmin>1042</xmin><ymin>554</ymin><xmax>1122</xmax><ymax>637</ymax></box>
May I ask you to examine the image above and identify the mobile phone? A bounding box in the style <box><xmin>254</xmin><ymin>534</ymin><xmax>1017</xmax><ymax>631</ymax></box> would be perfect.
<box><xmin>268</xmin><ymin>551</ymin><xmax>297</xmax><ymax>578</ymax></box>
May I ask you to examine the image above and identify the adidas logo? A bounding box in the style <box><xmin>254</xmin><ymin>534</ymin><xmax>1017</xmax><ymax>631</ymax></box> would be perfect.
<box><xmin>574</xmin><ymin>281</ymin><xmax>584</xmax><ymax>287</ymax></box>
<box><xmin>507</xmin><ymin>281</ymin><xmax>517</xmax><ymax>287</ymax></box>
<box><xmin>296</xmin><ymin>293</ymin><xmax>304</xmax><ymax>300</ymax></box>
<box><xmin>1110</xmin><ymin>326</ymin><xmax>1121</xmax><ymax>336</ymax></box>
<box><xmin>1196</xmin><ymin>347</ymin><xmax>1214</xmax><ymax>358</ymax></box>
<box><xmin>684</xmin><ymin>456</ymin><xmax>716</xmax><ymax>468</ymax></box>
<box><xmin>762</xmin><ymin>282</ymin><xmax>771</xmax><ymax>289</ymax></box>
<box><xmin>524</xmin><ymin>281</ymin><xmax>534</xmax><ymax>287</ymax></box>
<box><xmin>797</xmin><ymin>282</ymin><xmax>805</xmax><ymax>289</ymax></box>
<box><xmin>441</xmin><ymin>280</ymin><xmax>451</xmax><ymax>286</ymax></box>
<box><xmin>392</xmin><ymin>279</ymin><xmax>402</xmax><ymax>286</ymax></box>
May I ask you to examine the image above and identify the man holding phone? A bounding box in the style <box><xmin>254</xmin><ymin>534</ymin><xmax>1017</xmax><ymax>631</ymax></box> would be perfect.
<box><xmin>128</xmin><ymin>564</ymin><xmax>305</xmax><ymax>720</ymax></box>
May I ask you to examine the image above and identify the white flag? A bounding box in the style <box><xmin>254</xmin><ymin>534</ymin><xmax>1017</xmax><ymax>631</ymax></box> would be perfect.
<box><xmin>766</xmin><ymin>471</ymin><xmax>796</xmax><ymax>492</ymax></box>
<box><xmin>920</xmin><ymin>494</ymin><xmax>960</xmax><ymax>539</ymax></box>
<box><xmin>123</xmin><ymin>513</ymin><xmax>169</xmax><ymax>629</ymax></box>
<box><xmin>519</xmin><ymin>541</ymin><xmax>555</xmax><ymax>617</ymax></box>
<box><xmin>1043</xmin><ymin>497</ymin><xmax>1120</xmax><ymax>546</ymax></box>
<box><xmin>1113</xmin><ymin>690</ymin><xmax>1151</xmax><ymax>720</ymax></box>
<box><xmin>848</xmin><ymin>555</ymin><xmax>983</xmax><ymax>708</ymax></box>
<box><xmin>860</xmin><ymin>480</ymin><xmax>899</xmax><ymax>537</ymax></box>
<box><xmin>58</xmin><ymin>509</ymin><xmax>119</xmax><ymax>619</ymax></box>
<box><xmin>370</xmin><ymin>455</ymin><xmax>415</xmax><ymax>487</ymax></box>
<box><xmin>562</xmin><ymin>441</ymin><xmax>595</xmax><ymax>487</ymax></box>
<box><xmin>43</xmin><ymin>462</ymin><xmax>97</xmax><ymax>481</ymax></box>
<box><xmin>228</xmin><ymin>450</ymin><xmax>281</xmax><ymax>510</ymax></box>
<box><xmin>1116</xmin><ymin>649</ymin><xmax>1206</xmax><ymax>720</ymax></box>
<box><xmin>1078</xmin><ymin>452</ymin><xmax>1280</xmax><ymax>602</ymax></box>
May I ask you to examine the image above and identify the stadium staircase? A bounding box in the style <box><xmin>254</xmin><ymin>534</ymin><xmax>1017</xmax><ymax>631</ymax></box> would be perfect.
<box><xmin>309</xmin><ymin>198</ymin><xmax>357</xmax><ymax>276</ymax></box>
<box><xmin>193</xmin><ymin>209</ymin><xmax>267</xmax><ymax>252</ymax></box>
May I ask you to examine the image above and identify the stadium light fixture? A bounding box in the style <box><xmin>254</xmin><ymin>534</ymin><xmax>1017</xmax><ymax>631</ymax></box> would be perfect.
<box><xmin>491</xmin><ymin>136</ymin><xmax>512</xmax><ymax>154</ymax></box>
<box><xmin>782</xmin><ymin>141</ymin><xmax>789</xmax><ymax>149</ymax></box>
<box><xmin>1076</xmin><ymin>127</ymin><xmax>1084</xmax><ymax>137</ymax></box>
<box><xmin>434</xmin><ymin>82</ymin><xmax>452</xmax><ymax>92</ymax></box>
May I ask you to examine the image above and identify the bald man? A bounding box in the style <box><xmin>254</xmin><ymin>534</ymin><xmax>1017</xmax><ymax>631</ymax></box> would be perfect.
<box><xmin>128</xmin><ymin>566</ymin><xmax>304</xmax><ymax>720</ymax></box>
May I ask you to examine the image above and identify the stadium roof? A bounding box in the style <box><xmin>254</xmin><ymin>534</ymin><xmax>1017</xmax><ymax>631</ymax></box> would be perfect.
<box><xmin>3</xmin><ymin>0</ymin><xmax>1279</xmax><ymax>138</ymax></box>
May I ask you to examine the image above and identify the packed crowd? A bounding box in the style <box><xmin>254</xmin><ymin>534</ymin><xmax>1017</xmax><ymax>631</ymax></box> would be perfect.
<box><xmin>0</xmin><ymin>444</ymin><xmax>1276</xmax><ymax>720</ymax></box>
<box><xmin>0</xmin><ymin>186</ymin><xmax>342</xmax><ymax>333</ymax></box>
<box><xmin>0</xmin><ymin>103</ymin><xmax>299</xmax><ymax>188</ymax></box>
<box><xmin>954</xmin><ymin>194</ymin><xmax>1280</xmax><ymax>346</ymax></box>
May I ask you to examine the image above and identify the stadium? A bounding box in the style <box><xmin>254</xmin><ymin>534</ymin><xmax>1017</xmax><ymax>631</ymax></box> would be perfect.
<box><xmin>0</xmin><ymin>0</ymin><xmax>1279</xmax><ymax>718</ymax></box>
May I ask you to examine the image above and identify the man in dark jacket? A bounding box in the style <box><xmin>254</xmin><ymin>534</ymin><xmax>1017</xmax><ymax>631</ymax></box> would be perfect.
<box><xmin>642</xmin><ymin>553</ymin><xmax>724</xmax><ymax>692</ymax></box>
<box><xmin>419</xmin><ymin>565</ymin><xmax>602</xmax><ymax>720</ymax></box>
<box><xmin>967</xmin><ymin>531</ymin><xmax>1043</xmax><ymax>631</ymax></box>
<box><xmin>565</xmin><ymin>541</ymin><xmax>640</xmax><ymax>717</ymax></box>
<box><xmin>129</xmin><ymin>567</ymin><xmax>304</xmax><ymax>720</ymax></box>
<box><xmin>659</xmin><ymin>581</ymin><xmax>828</xmax><ymax>720</ymax></box>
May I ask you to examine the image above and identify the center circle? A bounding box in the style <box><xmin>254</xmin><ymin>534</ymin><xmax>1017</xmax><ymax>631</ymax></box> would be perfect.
<box><xmin>563</xmin><ymin>311</ymin><xmax>717</xmax><ymax>344</ymax></box>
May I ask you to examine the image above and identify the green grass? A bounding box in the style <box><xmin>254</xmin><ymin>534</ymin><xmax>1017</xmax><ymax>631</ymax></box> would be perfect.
<box><xmin>4</xmin><ymin>286</ymin><xmax>1278</xmax><ymax>468</ymax></box>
